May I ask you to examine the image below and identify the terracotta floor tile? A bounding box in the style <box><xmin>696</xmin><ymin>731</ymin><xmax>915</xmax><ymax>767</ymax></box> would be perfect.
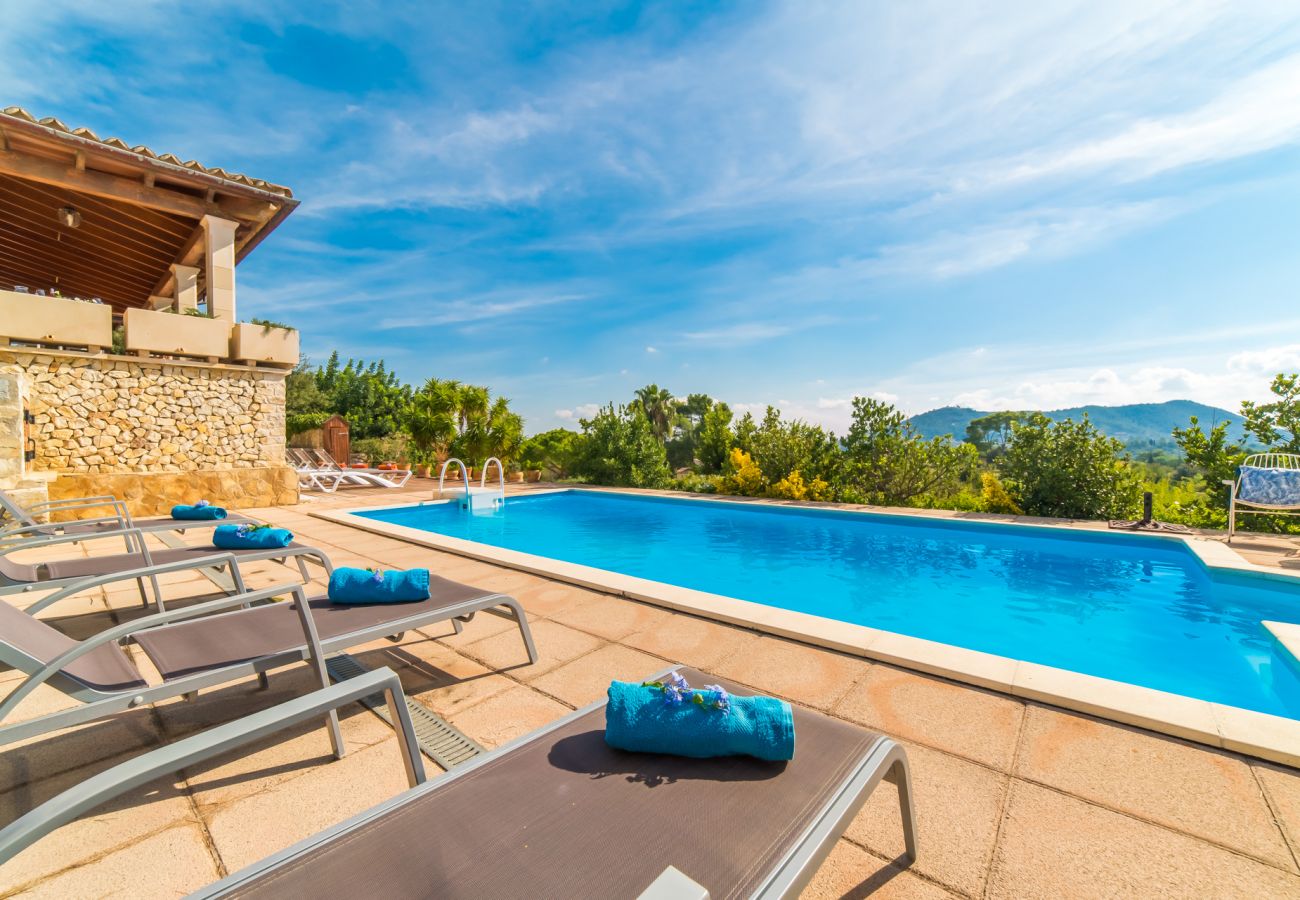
<box><xmin>801</xmin><ymin>840</ymin><xmax>958</xmax><ymax>899</ymax></box>
<box><xmin>547</xmin><ymin>593</ymin><xmax>675</xmax><ymax>641</ymax></box>
<box><xmin>530</xmin><ymin>644</ymin><xmax>669</xmax><ymax>707</ymax></box>
<box><xmin>987</xmin><ymin>781</ymin><xmax>1300</xmax><ymax>899</ymax></box>
<box><xmin>460</xmin><ymin>619</ymin><xmax>602</xmax><ymax>679</ymax></box>
<box><xmin>712</xmin><ymin>635</ymin><xmax>870</xmax><ymax>710</ymax></box>
<box><xmin>1254</xmin><ymin>762</ymin><xmax>1300</xmax><ymax>865</ymax></box>
<box><xmin>512</xmin><ymin>581</ymin><xmax>602</xmax><ymax>618</ymax></box>
<box><xmin>3</xmin><ymin>822</ymin><xmax>220</xmax><ymax>899</ymax></box>
<box><xmin>624</xmin><ymin>613</ymin><xmax>763</xmax><ymax>670</ymax></box>
<box><xmin>447</xmin><ymin>685</ymin><xmax>571</xmax><ymax>749</ymax></box>
<box><xmin>1015</xmin><ymin>706</ymin><xmax>1294</xmax><ymax>869</ymax></box>
<box><xmin>202</xmin><ymin>740</ymin><xmax>420</xmax><ymax>874</ymax></box>
<box><xmin>0</xmin><ymin>765</ymin><xmax>195</xmax><ymax>892</ymax></box>
<box><xmin>835</xmin><ymin>666</ymin><xmax>1024</xmax><ymax>771</ymax></box>
<box><xmin>846</xmin><ymin>743</ymin><xmax>1006</xmax><ymax>897</ymax></box>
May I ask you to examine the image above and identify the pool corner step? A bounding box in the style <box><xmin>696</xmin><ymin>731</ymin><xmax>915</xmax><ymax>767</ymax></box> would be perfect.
<box><xmin>1262</xmin><ymin>620</ymin><xmax>1300</xmax><ymax>670</ymax></box>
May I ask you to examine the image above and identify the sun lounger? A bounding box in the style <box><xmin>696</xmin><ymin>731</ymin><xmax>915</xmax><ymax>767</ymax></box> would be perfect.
<box><xmin>0</xmin><ymin>488</ymin><xmax>253</xmax><ymax>547</ymax></box>
<box><xmin>286</xmin><ymin>450</ymin><xmax>349</xmax><ymax>493</ymax></box>
<box><xmin>0</xmin><ymin>575</ymin><xmax>535</xmax><ymax>749</ymax></box>
<box><xmin>304</xmin><ymin>448</ymin><xmax>413</xmax><ymax>488</ymax></box>
<box><xmin>0</xmin><ymin>526</ymin><xmax>330</xmax><ymax>610</ymax></box>
<box><xmin>1224</xmin><ymin>453</ymin><xmax>1300</xmax><ymax>540</ymax></box>
<box><xmin>0</xmin><ymin>665</ymin><xmax>914</xmax><ymax>898</ymax></box>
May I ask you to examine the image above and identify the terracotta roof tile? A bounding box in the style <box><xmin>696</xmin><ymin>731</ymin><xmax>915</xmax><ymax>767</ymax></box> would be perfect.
<box><xmin>1</xmin><ymin>106</ymin><xmax>294</xmax><ymax>199</ymax></box>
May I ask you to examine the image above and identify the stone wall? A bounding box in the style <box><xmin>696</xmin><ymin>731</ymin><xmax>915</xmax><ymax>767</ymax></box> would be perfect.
<box><xmin>0</xmin><ymin>348</ymin><xmax>297</xmax><ymax>514</ymax></box>
<box><xmin>47</xmin><ymin>466</ymin><xmax>298</xmax><ymax>518</ymax></box>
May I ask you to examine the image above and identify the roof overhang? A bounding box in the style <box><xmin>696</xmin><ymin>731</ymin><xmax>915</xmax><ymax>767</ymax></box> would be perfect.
<box><xmin>0</xmin><ymin>108</ymin><xmax>299</xmax><ymax>311</ymax></box>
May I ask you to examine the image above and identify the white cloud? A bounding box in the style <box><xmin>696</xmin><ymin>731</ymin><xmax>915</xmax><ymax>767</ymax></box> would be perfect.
<box><xmin>554</xmin><ymin>403</ymin><xmax>602</xmax><ymax>421</ymax></box>
<box><xmin>947</xmin><ymin>345</ymin><xmax>1300</xmax><ymax>412</ymax></box>
<box><xmin>645</xmin><ymin>346</ymin><xmax>658</xmax><ymax>354</ymax></box>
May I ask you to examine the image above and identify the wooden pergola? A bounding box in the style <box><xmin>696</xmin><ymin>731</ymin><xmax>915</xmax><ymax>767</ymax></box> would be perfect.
<box><xmin>0</xmin><ymin>107</ymin><xmax>298</xmax><ymax>315</ymax></box>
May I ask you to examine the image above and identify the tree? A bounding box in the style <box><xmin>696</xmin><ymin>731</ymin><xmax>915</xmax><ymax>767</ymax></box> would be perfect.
<box><xmin>840</xmin><ymin>398</ymin><xmax>977</xmax><ymax>505</ymax></box>
<box><xmin>745</xmin><ymin>406</ymin><xmax>838</xmax><ymax>487</ymax></box>
<box><xmin>285</xmin><ymin>360</ymin><xmax>330</xmax><ymax>437</ymax></box>
<box><xmin>519</xmin><ymin>429</ymin><xmax>580</xmax><ymax>478</ymax></box>
<box><xmin>572</xmin><ymin>404</ymin><xmax>671</xmax><ymax>487</ymax></box>
<box><xmin>310</xmin><ymin>356</ymin><xmax>411</xmax><ymax>439</ymax></box>
<box><xmin>695</xmin><ymin>402</ymin><xmax>734</xmax><ymax>474</ymax></box>
<box><xmin>965</xmin><ymin>411</ymin><xmax>1023</xmax><ymax>459</ymax></box>
<box><xmin>1240</xmin><ymin>373</ymin><xmax>1300</xmax><ymax>453</ymax></box>
<box><xmin>404</xmin><ymin>378</ymin><xmax>462</xmax><ymax>462</ymax></box>
<box><xmin>632</xmin><ymin>384</ymin><xmax>679</xmax><ymax>444</ymax></box>
<box><xmin>1172</xmin><ymin>415</ymin><xmax>1243</xmax><ymax>489</ymax></box>
<box><xmin>999</xmin><ymin>413</ymin><xmax>1141</xmax><ymax>519</ymax></box>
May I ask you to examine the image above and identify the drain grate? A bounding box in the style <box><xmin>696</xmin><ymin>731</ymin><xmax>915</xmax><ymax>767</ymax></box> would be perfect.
<box><xmin>325</xmin><ymin>653</ymin><xmax>485</xmax><ymax>769</ymax></box>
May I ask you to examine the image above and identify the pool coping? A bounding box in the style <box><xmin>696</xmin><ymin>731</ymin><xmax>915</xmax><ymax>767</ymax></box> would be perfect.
<box><xmin>312</xmin><ymin>487</ymin><xmax>1300</xmax><ymax>767</ymax></box>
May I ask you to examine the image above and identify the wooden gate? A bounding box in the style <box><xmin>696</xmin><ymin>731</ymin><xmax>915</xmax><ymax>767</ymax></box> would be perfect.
<box><xmin>321</xmin><ymin>415</ymin><xmax>350</xmax><ymax>465</ymax></box>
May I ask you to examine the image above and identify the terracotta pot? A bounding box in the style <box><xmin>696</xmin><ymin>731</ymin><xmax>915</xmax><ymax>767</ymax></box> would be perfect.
<box><xmin>526</xmin><ymin>469</ymin><xmax>542</xmax><ymax>482</ymax></box>
<box><xmin>415</xmin><ymin>464</ymin><xmax>431</xmax><ymax>478</ymax></box>
<box><xmin>507</xmin><ymin>471</ymin><xmax>525</xmax><ymax>483</ymax></box>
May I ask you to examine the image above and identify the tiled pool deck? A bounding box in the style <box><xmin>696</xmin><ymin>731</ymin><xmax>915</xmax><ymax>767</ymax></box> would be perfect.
<box><xmin>2</xmin><ymin>482</ymin><xmax>1299</xmax><ymax>897</ymax></box>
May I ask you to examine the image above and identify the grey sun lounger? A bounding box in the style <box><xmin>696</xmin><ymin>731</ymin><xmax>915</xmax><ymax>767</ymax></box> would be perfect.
<box><xmin>0</xmin><ymin>526</ymin><xmax>330</xmax><ymax>608</ymax></box>
<box><xmin>0</xmin><ymin>665</ymin><xmax>914</xmax><ymax>898</ymax></box>
<box><xmin>0</xmin><ymin>488</ymin><xmax>254</xmax><ymax>546</ymax></box>
<box><xmin>0</xmin><ymin>575</ymin><xmax>536</xmax><ymax>749</ymax></box>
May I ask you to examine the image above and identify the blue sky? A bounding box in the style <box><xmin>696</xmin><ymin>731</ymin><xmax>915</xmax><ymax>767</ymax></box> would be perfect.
<box><xmin>6</xmin><ymin>1</ymin><xmax>1300</xmax><ymax>433</ymax></box>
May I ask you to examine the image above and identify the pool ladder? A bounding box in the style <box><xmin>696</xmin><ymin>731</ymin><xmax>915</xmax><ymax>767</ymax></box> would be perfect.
<box><xmin>437</xmin><ymin>458</ymin><xmax>506</xmax><ymax>513</ymax></box>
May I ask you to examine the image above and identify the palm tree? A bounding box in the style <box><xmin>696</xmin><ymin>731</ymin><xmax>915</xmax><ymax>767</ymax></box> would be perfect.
<box><xmin>633</xmin><ymin>384</ymin><xmax>678</xmax><ymax>443</ymax></box>
<box><xmin>404</xmin><ymin>378</ymin><xmax>461</xmax><ymax>462</ymax></box>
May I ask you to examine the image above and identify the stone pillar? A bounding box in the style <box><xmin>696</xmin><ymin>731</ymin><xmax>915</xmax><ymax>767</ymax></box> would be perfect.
<box><xmin>0</xmin><ymin>365</ymin><xmax>22</xmax><ymax>486</ymax></box>
<box><xmin>201</xmin><ymin>215</ymin><xmax>238</xmax><ymax>321</ymax></box>
<box><xmin>172</xmin><ymin>263</ymin><xmax>200</xmax><ymax>313</ymax></box>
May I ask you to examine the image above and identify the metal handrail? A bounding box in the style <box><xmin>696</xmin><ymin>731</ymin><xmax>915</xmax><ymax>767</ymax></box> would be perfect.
<box><xmin>437</xmin><ymin>458</ymin><xmax>471</xmax><ymax>498</ymax></box>
<box><xmin>480</xmin><ymin>457</ymin><xmax>505</xmax><ymax>492</ymax></box>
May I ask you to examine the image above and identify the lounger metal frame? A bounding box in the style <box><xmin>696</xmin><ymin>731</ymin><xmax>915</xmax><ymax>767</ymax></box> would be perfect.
<box><xmin>0</xmin><ymin>580</ymin><xmax>536</xmax><ymax>749</ymax></box>
<box><xmin>199</xmin><ymin>665</ymin><xmax>915</xmax><ymax>899</ymax></box>
<box><xmin>0</xmin><ymin>666</ymin><xmax>427</xmax><ymax>864</ymax></box>
<box><xmin>0</xmin><ymin>523</ymin><xmax>330</xmax><ymax>608</ymax></box>
<box><xmin>0</xmin><ymin>488</ymin><xmax>253</xmax><ymax>548</ymax></box>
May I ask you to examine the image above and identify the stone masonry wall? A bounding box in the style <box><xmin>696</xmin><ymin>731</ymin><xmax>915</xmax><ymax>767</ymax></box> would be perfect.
<box><xmin>2</xmin><ymin>350</ymin><xmax>285</xmax><ymax>473</ymax></box>
<box><xmin>0</xmin><ymin>348</ymin><xmax>296</xmax><ymax>515</ymax></box>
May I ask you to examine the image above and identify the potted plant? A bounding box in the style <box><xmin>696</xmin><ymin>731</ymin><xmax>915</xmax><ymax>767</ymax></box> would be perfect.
<box><xmin>230</xmin><ymin>318</ymin><xmax>299</xmax><ymax>367</ymax></box>
<box><xmin>526</xmin><ymin>469</ymin><xmax>543</xmax><ymax>482</ymax></box>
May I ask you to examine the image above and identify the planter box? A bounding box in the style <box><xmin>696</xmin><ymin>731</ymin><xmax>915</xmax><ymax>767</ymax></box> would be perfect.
<box><xmin>230</xmin><ymin>322</ymin><xmax>299</xmax><ymax>368</ymax></box>
<box><xmin>124</xmin><ymin>308</ymin><xmax>229</xmax><ymax>361</ymax></box>
<box><xmin>0</xmin><ymin>290</ymin><xmax>112</xmax><ymax>351</ymax></box>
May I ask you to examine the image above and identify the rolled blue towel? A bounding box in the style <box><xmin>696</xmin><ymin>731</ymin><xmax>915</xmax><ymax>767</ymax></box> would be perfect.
<box><xmin>328</xmin><ymin>567</ymin><xmax>431</xmax><ymax>604</ymax></box>
<box><xmin>171</xmin><ymin>504</ymin><xmax>227</xmax><ymax>520</ymax></box>
<box><xmin>212</xmin><ymin>524</ymin><xmax>293</xmax><ymax>550</ymax></box>
<box><xmin>604</xmin><ymin>676</ymin><xmax>795</xmax><ymax>761</ymax></box>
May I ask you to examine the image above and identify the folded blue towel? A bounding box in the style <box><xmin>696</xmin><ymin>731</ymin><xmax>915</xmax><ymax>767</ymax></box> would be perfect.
<box><xmin>604</xmin><ymin>677</ymin><xmax>795</xmax><ymax>761</ymax></box>
<box><xmin>328</xmin><ymin>567</ymin><xmax>430</xmax><ymax>604</ymax></box>
<box><xmin>171</xmin><ymin>504</ymin><xmax>227</xmax><ymax>520</ymax></box>
<box><xmin>212</xmin><ymin>525</ymin><xmax>293</xmax><ymax>550</ymax></box>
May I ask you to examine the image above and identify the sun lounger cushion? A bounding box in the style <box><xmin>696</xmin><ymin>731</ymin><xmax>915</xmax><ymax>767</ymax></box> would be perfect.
<box><xmin>328</xmin><ymin>567</ymin><xmax>430</xmax><ymax>604</ymax></box>
<box><xmin>171</xmin><ymin>504</ymin><xmax>228</xmax><ymax>520</ymax></box>
<box><xmin>213</xmin><ymin>668</ymin><xmax>881</xmax><ymax>899</ymax></box>
<box><xmin>213</xmin><ymin>525</ymin><xmax>293</xmax><ymax>549</ymax></box>
<box><xmin>1238</xmin><ymin>466</ymin><xmax>1300</xmax><ymax>507</ymax></box>
<box><xmin>605</xmin><ymin>677</ymin><xmax>795</xmax><ymax>761</ymax></box>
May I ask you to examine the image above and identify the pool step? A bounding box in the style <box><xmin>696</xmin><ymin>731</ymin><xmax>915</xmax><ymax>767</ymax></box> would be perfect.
<box><xmin>1263</xmin><ymin>621</ymin><xmax>1300</xmax><ymax>669</ymax></box>
<box><xmin>324</xmin><ymin>652</ymin><xmax>486</xmax><ymax>769</ymax></box>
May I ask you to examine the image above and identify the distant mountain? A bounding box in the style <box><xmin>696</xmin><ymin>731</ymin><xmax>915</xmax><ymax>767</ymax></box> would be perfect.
<box><xmin>907</xmin><ymin>400</ymin><xmax>1248</xmax><ymax>450</ymax></box>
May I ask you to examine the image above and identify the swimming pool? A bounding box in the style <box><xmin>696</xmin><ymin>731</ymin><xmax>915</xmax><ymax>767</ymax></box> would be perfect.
<box><xmin>353</xmin><ymin>489</ymin><xmax>1300</xmax><ymax>720</ymax></box>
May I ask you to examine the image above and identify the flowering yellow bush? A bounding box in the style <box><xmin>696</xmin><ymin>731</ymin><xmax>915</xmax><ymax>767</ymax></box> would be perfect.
<box><xmin>769</xmin><ymin>469</ymin><xmax>832</xmax><ymax>501</ymax></box>
<box><xmin>980</xmin><ymin>471</ymin><xmax>1022</xmax><ymax>514</ymax></box>
<box><xmin>720</xmin><ymin>448</ymin><xmax>767</xmax><ymax>496</ymax></box>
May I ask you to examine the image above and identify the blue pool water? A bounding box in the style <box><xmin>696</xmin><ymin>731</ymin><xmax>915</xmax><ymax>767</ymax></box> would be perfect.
<box><xmin>357</xmin><ymin>490</ymin><xmax>1300</xmax><ymax>717</ymax></box>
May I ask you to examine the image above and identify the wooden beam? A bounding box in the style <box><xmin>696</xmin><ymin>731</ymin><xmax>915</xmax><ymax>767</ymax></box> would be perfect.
<box><xmin>74</xmin><ymin>150</ymin><xmax>85</xmax><ymax>172</ymax></box>
<box><xmin>0</xmin><ymin>148</ymin><xmax>271</xmax><ymax>222</ymax></box>
<box><xmin>149</xmin><ymin>222</ymin><xmax>207</xmax><ymax>298</ymax></box>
